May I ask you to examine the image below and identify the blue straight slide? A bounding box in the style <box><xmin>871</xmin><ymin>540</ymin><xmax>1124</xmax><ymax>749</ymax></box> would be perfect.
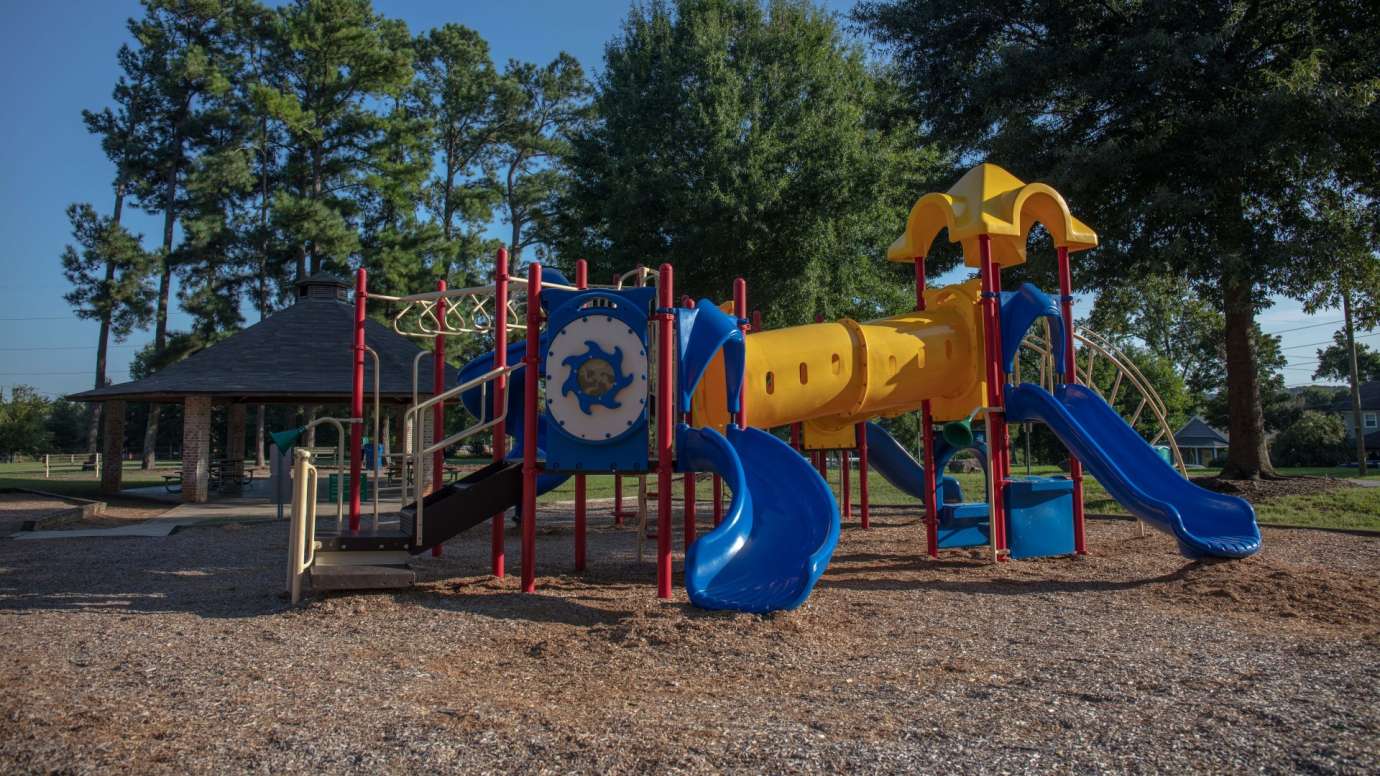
<box><xmin>863</xmin><ymin>421</ymin><xmax>966</xmax><ymax>506</ymax></box>
<box><xmin>679</xmin><ymin>424</ymin><xmax>840</xmax><ymax>613</ymax></box>
<box><xmin>1005</xmin><ymin>382</ymin><xmax>1260</xmax><ymax>558</ymax></box>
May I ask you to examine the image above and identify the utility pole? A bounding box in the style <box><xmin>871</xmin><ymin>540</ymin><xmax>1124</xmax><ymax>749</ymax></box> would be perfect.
<box><xmin>1343</xmin><ymin>283</ymin><xmax>1367</xmax><ymax>476</ymax></box>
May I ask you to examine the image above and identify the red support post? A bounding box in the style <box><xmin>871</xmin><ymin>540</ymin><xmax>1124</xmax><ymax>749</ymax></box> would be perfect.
<box><xmin>521</xmin><ymin>262</ymin><xmax>542</xmax><ymax>592</ymax></box>
<box><xmin>348</xmin><ymin>268</ymin><xmax>367</xmax><ymax>532</ymax></box>
<box><xmin>1057</xmin><ymin>245</ymin><xmax>1087</xmax><ymax>555</ymax></box>
<box><xmin>431</xmin><ymin>278</ymin><xmax>447</xmax><ymax>556</ymax></box>
<box><xmin>922</xmin><ymin>400</ymin><xmax>939</xmax><ymax>558</ymax></box>
<box><xmin>491</xmin><ymin>249</ymin><xmax>508</xmax><ymax>577</ymax></box>
<box><xmin>977</xmin><ymin>235</ymin><xmax>1009</xmax><ymax>559</ymax></box>
<box><xmin>656</xmin><ymin>264</ymin><xmax>676</xmax><ymax>599</ymax></box>
<box><xmin>841</xmin><ymin>443</ymin><xmax>851</xmax><ymax>520</ymax></box>
<box><xmin>751</xmin><ymin>309</ymin><xmax>762</xmax><ymax>333</ymax></box>
<box><xmin>612</xmin><ymin>273</ymin><xmax>626</xmax><ymax>526</ymax></box>
<box><xmin>791</xmin><ymin>423</ymin><xmax>802</xmax><ymax>452</ymax></box>
<box><xmin>574</xmin><ymin>259</ymin><xmax>588</xmax><ymax>571</ymax></box>
<box><xmin>856</xmin><ymin>423</ymin><xmax>870</xmax><ymax>530</ymax></box>
<box><xmin>915</xmin><ymin>256</ymin><xmax>935</xmax><ymax>552</ymax></box>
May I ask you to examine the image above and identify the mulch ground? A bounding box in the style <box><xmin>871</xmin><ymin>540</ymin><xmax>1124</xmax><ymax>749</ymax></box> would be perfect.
<box><xmin>0</xmin><ymin>492</ymin><xmax>172</xmax><ymax>534</ymax></box>
<box><xmin>1</xmin><ymin>506</ymin><xmax>1377</xmax><ymax>774</ymax></box>
<box><xmin>1191</xmin><ymin>475</ymin><xmax>1361</xmax><ymax>500</ymax></box>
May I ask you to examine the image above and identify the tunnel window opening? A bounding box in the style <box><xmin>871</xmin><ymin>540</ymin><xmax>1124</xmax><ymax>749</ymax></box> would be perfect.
<box><xmin>831</xmin><ymin>353</ymin><xmax>842</xmax><ymax>374</ymax></box>
<box><xmin>945</xmin><ymin>339</ymin><xmax>953</xmax><ymax>359</ymax></box>
<box><xmin>765</xmin><ymin>372</ymin><xmax>775</xmax><ymax>395</ymax></box>
<box><xmin>888</xmin><ymin>355</ymin><xmax>898</xmax><ymax>374</ymax></box>
<box><xmin>798</xmin><ymin>363</ymin><xmax>809</xmax><ymax>384</ymax></box>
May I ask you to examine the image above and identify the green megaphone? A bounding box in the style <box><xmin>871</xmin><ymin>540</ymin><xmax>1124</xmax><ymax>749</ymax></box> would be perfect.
<box><xmin>270</xmin><ymin>427</ymin><xmax>306</xmax><ymax>454</ymax></box>
<box><xmin>941</xmin><ymin>408</ymin><xmax>981</xmax><ymax>448</ymax></box>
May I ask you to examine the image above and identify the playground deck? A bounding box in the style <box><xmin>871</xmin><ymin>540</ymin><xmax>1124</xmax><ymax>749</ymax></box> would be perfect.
<box><xmin>1</xmin><ymin>510</ymin><xmax>1376</xmax><ymax>773</ymax></box>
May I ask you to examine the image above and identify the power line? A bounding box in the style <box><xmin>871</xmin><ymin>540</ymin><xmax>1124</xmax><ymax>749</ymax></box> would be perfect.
<box><xmin>1260</xmin><ymin>319</ymin><xmax>1344</xmax><ymax>335</ymax></box>
<box><xmin>0</xmin><ymin>315</ymin><xmax>83</xmax><ymax>321</ymax></box>
<box><xmin>0</xmin><ymin>370</ymin><xmax>130</xmax><ymax>376</ymax></box>
<box><xmin>0</xmin><ymin>344</ymin><xmax>140</xmax><ymax>352</ymax></box>
<box><xmin>1277</xmin><ymin>332</ymin><xmax>1380</xmax><ymax>351</ymax></box>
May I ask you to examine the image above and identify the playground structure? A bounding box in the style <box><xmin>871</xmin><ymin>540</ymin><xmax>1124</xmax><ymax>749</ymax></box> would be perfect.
<box><xmin>284</xmin><ymin>163</ymin><xmax>1262</xmax><ymax>612</ymax></box>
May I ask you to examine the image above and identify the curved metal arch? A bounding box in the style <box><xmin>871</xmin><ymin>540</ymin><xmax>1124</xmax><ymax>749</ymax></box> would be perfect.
<box><xmin>1015</xmin><ymin>321</ymin><xmax>1188</xmax><ymax>476</ymax></box>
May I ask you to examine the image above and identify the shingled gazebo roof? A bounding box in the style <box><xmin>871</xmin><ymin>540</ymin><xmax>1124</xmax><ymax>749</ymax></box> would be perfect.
<box><xmin>70</xmin><ymin>275</ymin><xmax>460</xmax><ymax>405</ymax></box>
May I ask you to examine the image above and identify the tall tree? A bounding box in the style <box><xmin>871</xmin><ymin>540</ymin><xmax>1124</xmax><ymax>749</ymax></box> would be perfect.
<box><xmin>493</xmin><ymin>52</ymin><xmax>589</xmax><ymax>266</ymax></box>
<box><xmin>123</xmin><ymin>0</ymin><xmax>238</xmax><ymax>468</ymax></box>
<box><xmin>857</xmin><ymin>0</ymin><xmax>1380</xmax><ymax>478</ymax></box>
<box><xmin>78</xmin><ymin>50</ymin><xmax>158</xmax><ymax>455</ymax></box>
<box><xmin>412</xmin><ymin>23</ymin><xmax>503</xmax><ymax>282</ymax></box>
<box><xmin>262</xmin><ymin>0</ymin><xmax>413</xmax><ymax>279</ymax></box>
<box><xmin>555</xmin><ymin>0</ymin><xmax>945</xmax><ymax>325</ymax></box>
<box><xmin>59</xmin><ymin>204</ymin><xmax>156</xmax><ymax>453</ymax></box>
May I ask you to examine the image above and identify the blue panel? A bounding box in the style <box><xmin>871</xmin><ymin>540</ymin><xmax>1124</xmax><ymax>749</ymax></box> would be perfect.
<box><xmin>681</xmin><ymin>424</ymin><xmax>840</xmax><ymax>613</ymax></box>
<box><xmin>1004</xmin><ymin>476</ymin><xmax>1075</xmax><ymax>559</ymax></box>
<box><xmin>999</xmin><ymin>283</ymin><xmax>1065</xmax><ymax>376</ymax></box>
<box><xmin>1005</xmin><ymin>383</ymin><xmax>1260</xmax><ymax>558</ymax></box>
<box><xmin>937</xmin><ymin>503</ymin><xmax>991</xmax><ymax>549</ymax></box>
<box><xmin>675</xmin><ymin>299</ymin><xmax>745</xmax><ymax>413</ymax></box>
<box><xmin>542</xmin><ymin>289</ymin><xmax>652</xmax><ymax>472</ymax></box>
<box><xmin>457</xmin><ymin>345</ymin><xmax>569</xmax><ymax>495</ymax></box>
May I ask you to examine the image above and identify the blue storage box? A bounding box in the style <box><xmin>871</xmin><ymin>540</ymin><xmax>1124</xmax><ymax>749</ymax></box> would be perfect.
<box><xmin>937</xmin><ymin>502</ymin><xmax>990</xmax><ymax>549</ymax></box>
<box><xmin>1004</xmin><ymin>476</ymin><xmax>1075</xmax><ymax>559</ymax></box>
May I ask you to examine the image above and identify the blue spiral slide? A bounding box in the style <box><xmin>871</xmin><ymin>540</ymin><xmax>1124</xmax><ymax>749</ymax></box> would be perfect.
<box><xmin>675</xmin><ymin>300</ymin><xmax>841</xmax><ymax>612</ymax></box>
<box><xmin>1005</xmin><ymin>382</ymin><xmax>1260</xmax><ymax>558</ymax></box>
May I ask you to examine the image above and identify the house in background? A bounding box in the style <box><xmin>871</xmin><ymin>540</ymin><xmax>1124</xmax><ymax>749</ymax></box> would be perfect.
<box><xmin>1327</xmin><ymin>381</ymin><xmax>1380</xmax><ymax>445</ymax></box>
<box><xmin>1173</xmin><ymin>416</ymin><xmax>1229</xmax><ymax>467</ymax></box>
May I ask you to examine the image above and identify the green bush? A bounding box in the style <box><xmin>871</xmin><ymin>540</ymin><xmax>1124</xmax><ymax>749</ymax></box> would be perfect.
<box><xmin>1271</xmin><ymin>411</ymin><xmax>1350</xmax><ymax>467</ymax></box>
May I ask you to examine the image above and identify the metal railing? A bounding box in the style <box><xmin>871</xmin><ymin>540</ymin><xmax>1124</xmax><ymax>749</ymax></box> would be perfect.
<box><xmin>403</xmin><ymin>364</ymin><xmax>517</xmax><ymax>547</ymax></box>
<box><xmin>287</xmin><ymin>448</ymin><xmax>320</xmax><ymax>604</ymax></box>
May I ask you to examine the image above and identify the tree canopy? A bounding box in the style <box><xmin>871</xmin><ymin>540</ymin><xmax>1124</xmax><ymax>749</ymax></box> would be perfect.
<box><xmin>856</xmin><ymin>0</ymin><xmax>1380</xmax><ymax>477</ymax></box>
<box><xmin>553</xmin><ymin>0</ymin><xmax>947</xmax><ymax>326</ymax></box>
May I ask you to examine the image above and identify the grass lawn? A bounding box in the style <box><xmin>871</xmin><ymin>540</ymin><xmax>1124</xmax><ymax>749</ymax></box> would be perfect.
<box><xmin>535</xmin><ymin>460</ymin><xmax>1380</xmax><ymax>533</ymax></box>
<box><xmin>0</xmin><ymin>459</ymin><xmax>177</xmax><ymax>500</ymax></box>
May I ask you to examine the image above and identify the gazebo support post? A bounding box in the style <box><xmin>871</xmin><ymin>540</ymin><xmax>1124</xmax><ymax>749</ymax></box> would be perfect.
<box><xmin>100</xmin><ymin>400</ymin><xmax>125</xmax><ymax>496</ymax></box>
<box><xmin>182</xmin><ymin>395</ymin><xmax>212</xmax><ymax>503</ymax></box>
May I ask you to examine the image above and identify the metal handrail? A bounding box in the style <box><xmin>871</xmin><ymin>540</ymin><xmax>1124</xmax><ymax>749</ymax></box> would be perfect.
<box><xmin>287</xmin><ymin>448</ymin><xmax>319</xmax><ymax>604</ymax></box>
<box><xmin>302</xmin><ymin>415</ymin><xmax>351</xmax><ymax>529</ymax></box>
<box><xmin>404</xmin><ymin>364</ymin><xmax>517</xmax><ymax>547</ymax></box>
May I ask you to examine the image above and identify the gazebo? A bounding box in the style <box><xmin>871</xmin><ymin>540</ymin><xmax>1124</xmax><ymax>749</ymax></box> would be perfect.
<box><xmin>70</xmin><ymin>275</ymin><xmax>459</xmax><ymax>502</ymax></box>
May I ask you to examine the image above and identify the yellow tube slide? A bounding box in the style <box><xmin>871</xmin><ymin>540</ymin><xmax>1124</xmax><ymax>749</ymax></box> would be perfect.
<box><xmin>691</xmin><ymin>279</ymin><xmax>988</xmax><ymax>439</ymax></box>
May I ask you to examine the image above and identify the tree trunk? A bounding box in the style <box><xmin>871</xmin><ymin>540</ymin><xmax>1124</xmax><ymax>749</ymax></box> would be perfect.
<box><xmin>1343</xmin><ymin>286</ymin><xmax>1368</xmax><ymax>476</ymax></box>
<box><xmin>142</xmin><ymin>142</ymin><xmax>180</xmax><ymax>470</ymax></box>
<box><xmin>1219</xmin><ymin>274</ymin><xmax>1276</xmax><ymax>479</ymax></box>
<box><xmin>88</xmin><ymin>182</ymin><xmax>127</xmax><ymax>457</ymax></box>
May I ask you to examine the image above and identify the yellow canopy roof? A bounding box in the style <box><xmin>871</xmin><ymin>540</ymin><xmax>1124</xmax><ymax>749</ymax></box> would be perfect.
<box><xmin>886</xmin><ymin>163</ymin><xmax>1098</xmax><ymax>268</ymax></box>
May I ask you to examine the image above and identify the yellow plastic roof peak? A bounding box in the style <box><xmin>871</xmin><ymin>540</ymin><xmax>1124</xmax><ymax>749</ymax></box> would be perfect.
<box><xmin>885</xmin><ymin>163</ymin><xmax>1099</xmax><ymax>268</ymax></box>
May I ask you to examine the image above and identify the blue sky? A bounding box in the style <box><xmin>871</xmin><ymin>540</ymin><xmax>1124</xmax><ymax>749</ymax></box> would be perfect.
<box><xmin>0</xmin><ymin>0</ymin><xmax>1357</xmax><ymax>401</ymax></box>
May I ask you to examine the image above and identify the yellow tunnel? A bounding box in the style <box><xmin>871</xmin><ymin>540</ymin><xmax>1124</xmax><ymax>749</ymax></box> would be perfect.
<box><xmin>690</xmin><ymin>279</ymin><xmax>989</xmax><ymax>445</ymax></box>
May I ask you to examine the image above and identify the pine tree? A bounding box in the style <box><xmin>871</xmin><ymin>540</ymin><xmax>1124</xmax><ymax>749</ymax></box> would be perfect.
<box><xmin>59</xmin><ymin>204</ymin><xmax>156</xmax><ymax>452</ymax></box>
<box><xmin>122</xmin><ymin>0</ymin><xmax>239</xmax><ymax>468</ymax></box>
<box><xmin>493</xmin><ymin>53</ymin><xmax>589</xmax><ymax>266</ymax></box>
<box><xmin>261</xmin><ymin>0</ymin><xmax>413</xmax><ymax>279</ymax></box>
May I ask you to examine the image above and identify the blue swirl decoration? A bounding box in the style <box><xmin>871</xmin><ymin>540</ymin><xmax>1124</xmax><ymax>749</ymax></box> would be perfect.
<box><xmin>561</xmin><ymin>340</ymin><xmax>634</xmax><ymax>415</ymax></box>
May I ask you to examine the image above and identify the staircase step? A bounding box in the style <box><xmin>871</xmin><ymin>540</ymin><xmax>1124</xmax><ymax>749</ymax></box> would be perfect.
<box><xmin>316</xmin><ymin>529</ymin><xmax>412</xmax><ymax>553</ymax></box>
<box><xmin>310</xmin><ymin>564</ymin><xmax>415</xmax><ymax>591</ymax></box>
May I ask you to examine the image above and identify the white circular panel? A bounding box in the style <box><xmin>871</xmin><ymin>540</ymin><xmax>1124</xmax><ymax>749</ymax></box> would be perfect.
<box><xmin>545</xmin><ymin>314</ymin><xmax>649</xmax><ymax>442</ymax></box>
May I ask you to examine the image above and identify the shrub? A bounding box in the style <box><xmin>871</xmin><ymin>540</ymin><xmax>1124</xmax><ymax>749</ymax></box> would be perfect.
<box><xmin>1270</xmin><ymin>411</ymin><xmax>1350</xmax><ymax>467</ymax></box>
